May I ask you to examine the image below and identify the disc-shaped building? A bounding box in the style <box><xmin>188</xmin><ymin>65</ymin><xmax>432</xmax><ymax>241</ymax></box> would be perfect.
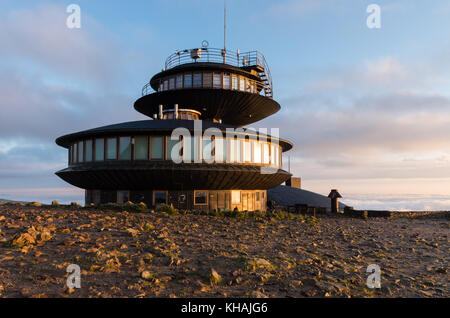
<box><xmin>56</xmin><ymin>47</ymin><xmax>293</xmax><ymax>211</ymax></box>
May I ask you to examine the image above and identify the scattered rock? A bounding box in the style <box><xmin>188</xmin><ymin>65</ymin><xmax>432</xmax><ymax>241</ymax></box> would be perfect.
<box><xmin>210</xmin><ymin>268</ymin><xmax>222</xmax><ymax>285</ymax></box>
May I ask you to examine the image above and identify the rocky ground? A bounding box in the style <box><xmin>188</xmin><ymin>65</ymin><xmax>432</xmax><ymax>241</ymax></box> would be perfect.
<box><xmin>0</xmin><ymin>204</ymin><xmax>448</xmax><ymax>298</ymax></box>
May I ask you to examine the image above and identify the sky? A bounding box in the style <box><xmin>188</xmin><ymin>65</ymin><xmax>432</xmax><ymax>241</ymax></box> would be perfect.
<box><xmin>0</xmin><ymin>0</ymin><xmax>450</xmax><ymax>210</ymax></box>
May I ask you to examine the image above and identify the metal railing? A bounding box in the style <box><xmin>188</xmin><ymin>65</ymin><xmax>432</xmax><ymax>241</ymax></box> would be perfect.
<box><xmin>143</xmin><ymin>48</ymin><xmax>273</xmax><ymax>98</ymax></box>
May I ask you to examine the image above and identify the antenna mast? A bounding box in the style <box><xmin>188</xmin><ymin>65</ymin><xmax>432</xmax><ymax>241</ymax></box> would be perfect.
<box><xmin>224</xmin><ymin>0</ymin><xmax>227</xmax><ymax>51</ymax></box>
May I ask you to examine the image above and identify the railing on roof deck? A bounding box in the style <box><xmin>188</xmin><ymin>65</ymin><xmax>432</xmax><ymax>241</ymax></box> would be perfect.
<box><xmin>141</xmin><ymin>48</ymin><xmax>273</xmax><ymax>98</ymax></box>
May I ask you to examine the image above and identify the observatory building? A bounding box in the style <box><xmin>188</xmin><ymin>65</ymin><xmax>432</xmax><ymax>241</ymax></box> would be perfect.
<box><xmin>55</xmin><ymin>47</ymin><xmax>293</xmax><ymax>211</ymax></box>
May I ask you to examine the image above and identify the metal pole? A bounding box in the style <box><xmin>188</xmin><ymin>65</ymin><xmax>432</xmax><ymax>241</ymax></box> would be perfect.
<box><xmin>224</xmin><ymin>0</ymin><xmax>226</xmax><ymax>51</ymax></box>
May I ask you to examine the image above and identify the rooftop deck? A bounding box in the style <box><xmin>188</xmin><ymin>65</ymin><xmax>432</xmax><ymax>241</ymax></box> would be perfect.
<box><xmin>143</xmin><ymin>48</ymin><xmax>273</xmax><ymax>98</ymax></box>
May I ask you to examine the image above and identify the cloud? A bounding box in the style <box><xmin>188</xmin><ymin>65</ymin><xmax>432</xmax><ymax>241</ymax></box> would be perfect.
<box><xmin>0</xmin><ymin>3</ymin><xmax>148</xmax><ymax>199</ymax></box>
<box><xmin>0</xmin><ymin>4</ymin><xmax>119</xmax><ymax>84</ymax></box>
<box><xmin>256</xmin><ymin>55</ymin><xmax>450</xmax><ymax>189</ymax></box>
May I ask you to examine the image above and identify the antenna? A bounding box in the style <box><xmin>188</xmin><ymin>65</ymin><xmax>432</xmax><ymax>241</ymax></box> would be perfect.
<box><xmin>224</xmin><ymin>0</ymin><xmax>226</xmax><ymax>51</ymax></box>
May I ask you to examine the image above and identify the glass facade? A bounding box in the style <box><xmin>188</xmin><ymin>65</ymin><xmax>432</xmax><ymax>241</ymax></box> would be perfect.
<box><xmin>107</xmin><ymin>138</ymin><xmax>117</xmax><ymax>160</ymax></box>
<box><xmin>69</xmin><ymin>136</ymin><xmax>283</xmax><ymax>168</ymax></box>
<box><xmin>151</xmin><ymin>136</ymin><xmax>163</xmax><ymax>159</ymax></box>
<box><xmin>135</xmin><ymin>136</ymin><xmax>148</xmax><ymax>160</ymax></box>
<box><xmin>85</xmin><ymin>140</ymin><xmax>93</xmax><ymax>162</ymax></box>
<box><xmin>119</xmin><ymin>137</ymin><xmax>131</xmax><ymax>160</ymax></box>
<box><xmin>95</xmin><ymin>138</ymin><xmax>104</xmax><ymax>161</ymax></box>
<box><xmin>157</xmin><ymin>71</ymin><xmax>263</xmax><ymax>96</ymax></box>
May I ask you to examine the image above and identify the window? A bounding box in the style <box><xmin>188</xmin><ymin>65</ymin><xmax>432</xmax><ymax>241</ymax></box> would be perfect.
<box><xmin>95</xmin><ymin>138</ymin><xmax>104</xmax><ymax>161</ymax></box>
<box><xmin>253</xmin><ymin>142</ymin><xmax>261</xmax><ymax>164</ymax></box>
<box><xmin>193</xmin><ymin>73</ymin><xmax>202</xmax><ymax>88</ymax></box>
<box><xmin>202</xmin><ymin>138</ymin><xmax>213</xmax><ymax>161</ymax></box>
<box><xmin>78</xmin><ymin>141</ymin><xmax>84</xmax><ymax>163</ymax></box>
<box><xmin>263</xmin><ymin>143</ymin><xmax>270</xmax><ymax>164</ymax></box>
<box><xmin>256</xmin><ymin>192</ymin><xmax>260</xmax><ymax>201</ymax></box>
<box><xmin>106</xmin><ymin>138</ymin><xmax>117</xmax><ymax>160</ymax></box>
<box><xmin>213</xmin><ymin>73</ymin><xmax>222</xmax><ymax>88</ymax></box>
<box><xmin>270</xmin><ymin>145</ymin><xmax>275</xmax><ymax>166</ymax></box>
<box><xmin>176</xmin><ymin>75</ymin><xmax>183</xmax><ymax>89</ymax></box>
<box><xmin>163</xmin><ymin>79</ymin><xmax>168</xmax><ymax>91</ymax></box>
<box><xmin>203</xmin><ymin>72</ymin><xmax>212</xmax><ymax>88</ymax></box>
<box><xmin>214</xmin><ymin>138</ymin><xmax>225</xmax><ymax>163</ymax></box>
<box><xmin>73</xmin><ymin>143</ymin><xmax>78</xmax><ymax>163</ymax></box>
<box><xmin>167</xmin><ymin>137</ymin><xmax>180</xmax><ymax>161</ymax></box>
<box><xmin>117</xmin><ymin>191</ymin><xmax>130</xmax><ymax>204</ymax></box>
<box><xmin>231</xmin><ymin>74</ymin><xmax>238</xmax><ymax>90</ymax></box>
<box><xmin>194</xmin><ymin>191</ymin><xmax>208</xmax><ymax>205</ymax></box>
<box><xmin>169</xmin><ymin>77</ymin><xmax>175</xmax><ymax>90</ymax></box>
<box><xmin>134</xmin><ymin>136</ymin><xmax>148</xmax><ymax>160</ymax></box>
<box><xmin>85</xmin><ymin>140</ymin><xmax>93</xmax><ymax>162</ymax></box>
<box><xmin>273</xmin><ymin>146</ymin><xmax>279</xmax><ymax>167</ymax></box>
<box><xmin>223</xmin><ymin>73</ymin><xmax>230</xmax><ymax>89</ymax></box>
<box><xmin>239</xmin><ymin>77</ymin><xmax>245</xmax><ymax>91</ymax></box>
<box><xmin>151</xmin><ymin>136</ymin><xmax>163</xmax><ymax>159</ymax></box>
<box><xmin>153</xmin><ymin>191</ymin><xmax>167</xmax><ymax>205</ymax></box>
<box><xmin>243</xmin><ymin>140</ymin><xmax>251</xmax><ymax>162</ymax></box>
<box><xmin>184</xmin><ymin>73</ymin><xmax>192</xmax><ymax>88</ymax></box>
<box><xmin>236</xmin><ymin>139</ymin><xmax>243</xmax><ymax>163</ymax></box>
<box><xmin>119</xmin><ymin>137</ymin><xmax>131</xmax><ymax>160</ymax></box>
<box><xmin>183</xmin><ymin>136</ymin><xmax>197</xmax><ymax>162</ymax></box>
<box><xmin>232</xmin><ymin>190</ymin><xmax>241</xmax><ymax>204</ymax></box>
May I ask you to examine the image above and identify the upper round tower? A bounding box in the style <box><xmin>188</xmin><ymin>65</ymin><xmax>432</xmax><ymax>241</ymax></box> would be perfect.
<box><xmin>134</xmin><ymin>47</ymin><xmax>280</xmax><ymax>127</ymax></box>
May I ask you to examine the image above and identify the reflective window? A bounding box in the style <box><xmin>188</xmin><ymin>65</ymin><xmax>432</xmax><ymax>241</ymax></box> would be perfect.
<box><xmin>151</xmin><ymin>137</ymin><xmax>163</xmax><ymax>159</ymax></box>
<box><xmin>243</xmin><ymin>140</ymin><xmax>251</xmax><ymax>162</ymax></box>
<box><xmin>236</xmin><ymin>139</ymin><xmax>243</xmax><ymax>163</ymax></box>
<box><xmin>153</xmin><ymin>191</ymin><xmax>167</xmax><ymax>205</ymax></box>
<box><xmin>203</xmin><ymin>72</ymin><xmax>212</xmax><ymax>88</ymax></box>
<box><xmin>176</xmin><ymin>75</ymin><xmax>183</xmax><ymax>89</ymax></box>
<box><xmin>253</xmin><ymin>142</ymin><xmax>261</xmax><ymax>164</ymax></box>
<box><xmin>193</xmin><ymin>73</ymin><xmax>202</xmax><ymax>88</ymax></box>
<box><xmin>107</xmin><ymin>138</ymin><xmax>117</xmax><ymax>160</ymax></box>
<box><xmin>119</xmin><ymin>137</ymin><xmax>131</xmax><ymax>160</ymax></box>
<box><xmin>95</xmin><ymin>138</ymin><xmax>104</xmax><ymax>161</ymax></box>
<box><xmin>214</xmin><ymin>138</ymin><xmax>225</xmax><ymax>163</ymax></box>
<box><xmin>117</xmin><ymin>191</ymin><xmax>129</xmax><ymax>204</ymax></box>
<box><xmin>263</xmin><ymin>143</ymin><xmax>270</xmax><ymax>164</ymax></box>
<box><xmin>78</xmin><ymin>141</ymin><xmax>84</xmax><ymax>163</ymax></box>
<box><xmin>232</xmin><ymin>190</ymin><xmax>241</xmax><ymax>204</ymax></box>
<box><xmin>184</xmin><ymin>73</ymin><xmax>192</xmax><ymax>88</ymax></box>
<box><xmin>85</xmin><ymin>140</ymin><xmax>93</xmax><ymax>162</ymax></box>
<box><xmin>274</xmin><ymin>146</ymin><xmax>279</xmax><ymax>167</ymax></box>
<box><xmin>228</xmin><ymin>139</ymin><xmax>237</xmax><ymax>163</ymax></box>
<box><xmin>223</xmin><ymin>73</ymin><xmax>230</xmax><ymax>89</ymax></box>
<box><xmin>231</xmin><ymin>75</ymin><xmax>238</xmax><ymax>90</ymax></box>
<box><xmin>183</xmin><ymin>136</ymin><xmax>197</xmax><ymax>162</ymax></box>
<box><xmin>213</xmin><ymin>73</ymin><xmax>222</xmax><ymax>88</ymax></box>
<box><xmin>163</xmin><ymin>80</ymin><xmax>168</xmax><ymax>91</ymax></box>
<box><xmin>167</xmin><ymin>137</ymin><xmax>180</xmax><ymax>161</ymax></box>
<box><xmin>194</xmin><ymin>191</ymin><xmax>208</xmax><ymax>205</ymax></box>
<box><xmin>270</xmin><ymin>144</ymin><xmax>276</xmax><ymax>166</ymax></box>
<box><xmin>202</xmin><ymin>138</ymin><xmax>213</xmax><ymax>161</ymax></box>
<box><xmin>73</xmin><ymin>143</ymin><xmax>78</xmax><ymax>163</ymax></box>
<box><xmin>239</xmin><ymin>77</ymin><xmax>245</xmax><ymax>91</ymax></box>
<box><xmin>169</xmin><ymin>77</ymin><xmax>175</xmax><ymax>90</ymax></box>
<box><xmin>135</xmin><ymin>136</ymin><xmax>148</xmax><ymax>160</ymax></box>
<box><xmin>231</xmin><ymin>74</ymin><xmax>238</xmax><ymax>89</ymax></box>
